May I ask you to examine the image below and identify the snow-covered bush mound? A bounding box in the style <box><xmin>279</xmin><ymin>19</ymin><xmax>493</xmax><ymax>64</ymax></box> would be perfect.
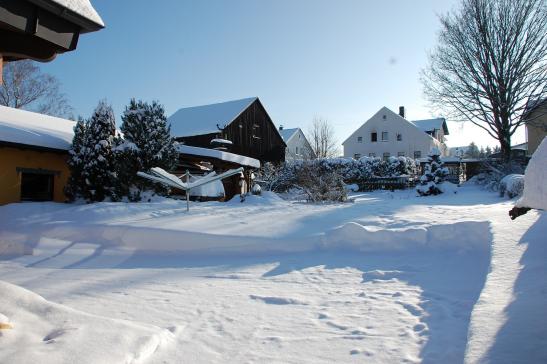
<box><xmin>516</xmin><ymin>137</ymin><xmax>547</xmax><ymax>210</ymax></box>
<box><xmin>322</xmin><ymin>220</ymin><xmax>490</xmax><ymax>253</ymax></box>
<box><xmin>416</xmin><ymin>148</ymin><xmax>449</xmax><ymax>196</ymax></box>
<box><xmin>499</xmin><ymin>174</ymin><xmax>524</xmax><ymax>199</ymax></box>
<box><xmin>227</xmin><ymin>191</ymin><xmax>284</xmax><ymax>205</ymax></box>
<box><xmin>0</xmin><ymin>280</ymin><xmax>172</xmax><ymax>364</ymax></box>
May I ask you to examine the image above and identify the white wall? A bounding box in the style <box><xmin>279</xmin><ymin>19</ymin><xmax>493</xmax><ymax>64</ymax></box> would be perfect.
<box><xmin>285</xmin><ymin>129</ymin><xmax>314</xmax><ymax>160</ymax></box>
<box><xmin>343</xmin><ymin>107</ymin><xmax>446</xmax><ymax>159</ymax></box>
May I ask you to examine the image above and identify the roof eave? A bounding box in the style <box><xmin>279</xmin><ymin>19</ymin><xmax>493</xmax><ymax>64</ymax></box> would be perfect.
<box><xmin>27</xmin><ymin>0</ymin><xmax>105</xmax><ymax>32</ymax></box>
<box><xmin>0</xmin><ymin>140</ymin><xmax>69</xmax><ymax>153</ymax></box>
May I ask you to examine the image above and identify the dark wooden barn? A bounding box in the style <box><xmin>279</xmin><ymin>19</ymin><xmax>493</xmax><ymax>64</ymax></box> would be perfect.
<box><xmin>168</xmin><ymin>97</ymin><xmax>286</xmax><ymax>164</ymax></box>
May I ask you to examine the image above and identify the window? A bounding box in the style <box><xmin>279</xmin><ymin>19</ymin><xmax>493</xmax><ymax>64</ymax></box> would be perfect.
<box><xmin>414</xmin><ymin>151</ymin><xmax>422</xmax><ymax>159</ymax></box>
<box><xmin>369</xmin><ymin>153</ymin><xmax>376</xmax><ymax>157</ymax></box>
<box><xmin>371</xmin><ymin>132</ymin><xmax>377</xmax><ymax>142</ymax></box>
<box><xmin>382</xmin><ymin>115</ymin><xmax>387</xmax><ymax>120</ymax></box>
<box><xmin>383</xmin><ymin>152</ymin><xmax>390</xmax><ymax>161</ymax></box>
<box><xmin>295</xmin><ymin>146</ymin><xmax>299</xmax><ymax>155</ymax></box>
<box><xmin>396</xmin><ymin>133</ymin><xmax>402</xmax><ymax>141</ymax></box>
<box><xmin>357</xmin><ymin>136</ymin><xmax>363</xmax><ymax>143</ymax></box>
<box><xmin>381</xmin><ymin>132</ymin><xmax>389</xmax><ymax>141</ymax></box>
<box><xmin>354</xmin><ymin>153</ymin><xmax>361</xmax><ymax>159</ymax></box>
<box><xmin>398</xmin><ymin>152</ymin><xmax>405</xmax><ymax>157</ymax></box>
<box><xmin>20</xmin><ymin>172</ymin><xmax>54</xmax><ymax>201</ymax></box>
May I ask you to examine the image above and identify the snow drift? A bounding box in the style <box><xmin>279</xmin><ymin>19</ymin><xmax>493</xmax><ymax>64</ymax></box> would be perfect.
<box><xmin>516</xmin><ymin>137</ymin><xmax>547</xmax><ymax>210</ymax></box>
<box><xmin>0</xmin><ymin>280</ymin><xmax>172</xmax><ymax>364</ymax></box>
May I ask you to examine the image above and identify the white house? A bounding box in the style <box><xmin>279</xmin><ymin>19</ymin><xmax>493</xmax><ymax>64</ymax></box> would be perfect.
<box><xmin>278</xmin><ymin>127</ymin><xmax>315</xmax><ymax>160</ymax></box>
<box><xmin>343</xmin><ymin>107</ymin><xmax>449</xmax><ymax>160</ymax></box>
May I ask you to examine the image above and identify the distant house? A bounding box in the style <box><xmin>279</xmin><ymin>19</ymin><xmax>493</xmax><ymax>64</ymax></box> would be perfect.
<box><xmin>0</xmin><ymin>106</ymin><xmax>75</xmax><ymax>204</ymax></box>
<box><xmin>168</xmin><ymin>97</ymin><xmax>286</xmax><ymax>164</ymax></box>
<box><xmin>342</xmin><ymin>106</ymin><xmax>449</xmax><ymax>160</ymax></box>
<box><xmin>278</xmin><ymin>126</ymin><xmax>315</xmax><ymax>160</ymax></box>
<box><xmin>522</xmin><ymin>98</ymin><xmax>547</xmax><ymax>156</ymax></box>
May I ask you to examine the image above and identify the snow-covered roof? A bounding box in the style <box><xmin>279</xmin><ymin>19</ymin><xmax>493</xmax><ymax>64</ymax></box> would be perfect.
<box><xmin>411</xmin><ymin>118</ymin><xmax>449</xmax><ymax>135</ymax></box>
<box><xmin>177</xmin><ymin>144</ymin><xmax>260</xmax><ymax>169</ymax></box>
<box><xmin>279</xmin><ymin>128</ymin><xmax>299</xmax><ymax>142</ymax></box>
<box><xmin>34</xmin><ymin>0</ymin><xmax>104</xmax><ymax>28</ymax></box>
<box><xmin>0</xmin><ymin>106</ymin><xmax>75</xmax><ymax>151</ymax></box>
<box><xmin>168</xmin><ymin>97</ymin><xmax>258</xmax><ymax>138</ymax></box>
<box><xmin>211</xmin><ymin>138</ymin><xmax>233</xmax><ymax>145</ymax></box>
<box><xmin>512</xmin><ymin>142</ymin><xmax>528</xmax><ymax>151</ymax></box>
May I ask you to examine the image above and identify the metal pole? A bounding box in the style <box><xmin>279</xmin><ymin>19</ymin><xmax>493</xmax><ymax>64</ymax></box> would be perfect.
<box><xmin>185</xmin><ymin>170</ymin><xmax>190</xmax><ymax>212</ymax></box>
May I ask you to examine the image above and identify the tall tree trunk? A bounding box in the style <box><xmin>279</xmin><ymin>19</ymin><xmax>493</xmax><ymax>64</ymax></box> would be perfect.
<box><xmin>498</xmin><ymin>129</ymin><xmax>511</xmax><ymax>163</ymax></box>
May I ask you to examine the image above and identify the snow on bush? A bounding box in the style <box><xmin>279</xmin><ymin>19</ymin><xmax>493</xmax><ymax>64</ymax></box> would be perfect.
<box><xmin>416</xmin><ymin>148</ymin><xmax>449</xmax><ymax>196</ymax></box>
<box><xmin>295</xmin><ymin>163</ymin><xmax>347</xmax><ymax>202</ymax></box>
<box><xmin>257</xmin><ymin>156</ymin><xmax>418</xmax><ymax>194</ymax></box>
<box><xmin>115</xmin><ymin>99</ymin><xmax>179</xmax><ymax>201</ymax></box>
<box><xmin>516</xmin><ymin>137</ymin><xmax>547</xmax><ymax>211</ymax></box>
<box><xmin>80</xmin><ymin>101</ymin><xmax>117</xmax><ymax>202</ymax></box>
<box><xmin>499</xmin><ymin>174</ymin><xmax>525</xmax><ymax>199</ymax></box>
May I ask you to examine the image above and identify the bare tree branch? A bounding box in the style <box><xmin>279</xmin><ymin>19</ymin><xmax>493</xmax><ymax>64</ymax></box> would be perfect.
<box><xmin>0</xmin><ymin>60</ymin><xmax>74</xmax><ymax>119</ymax></box>
<box><xmin>422</xmin><ymin>0</ymin><xmax>547</xmax><ymax>162</ymax></box>
<box><xmin>306</xmin><ymin>117</ymin><xmax>339</xmax><ymax>159</ymax></box>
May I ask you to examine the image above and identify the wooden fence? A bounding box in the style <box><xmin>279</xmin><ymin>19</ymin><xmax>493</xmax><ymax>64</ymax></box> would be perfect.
<box><xmin>358</xmin><ymin>176</ymin><xmax>417</xmax><ymax>192</ymax></box>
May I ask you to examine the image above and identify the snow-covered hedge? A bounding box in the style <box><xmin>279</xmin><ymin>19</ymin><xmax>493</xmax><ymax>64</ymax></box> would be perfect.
<box><xmin>499</xmin><ymin>174</ymin><xmax>525</xmax><ymax>199</ymax></box>
<box><xmin>258</xmin><ymin>156</ymin><xmax>418</xmax><ymax>193</ymax></box>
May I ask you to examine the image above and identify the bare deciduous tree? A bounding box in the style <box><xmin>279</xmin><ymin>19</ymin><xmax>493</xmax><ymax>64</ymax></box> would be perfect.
<box><xmin>306</xmin><ymin>117</ymin><xmax>339</xmax><ymax>158</ymax></box>
<box><xmin>422</xmin><ymin>0</ymin><xmax>547</xmax><ymax>162</ymax></box>
<box><xmin>0</xmin><ymin>60</ymin><xmax>74</xmax><ymax>118</ymax></box>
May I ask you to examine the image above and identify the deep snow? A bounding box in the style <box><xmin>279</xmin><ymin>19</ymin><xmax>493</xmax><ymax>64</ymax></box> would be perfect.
<box><xmin>0</xmin><ymin>185</ymin><xmax>545</xmax><ymax>363</ymax></box>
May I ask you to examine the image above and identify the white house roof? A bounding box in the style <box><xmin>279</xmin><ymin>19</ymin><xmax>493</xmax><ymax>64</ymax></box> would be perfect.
<box><xmin>177</xmin><ymin>144</ymin><xmax>260</xmax><ymax>169</ymax></box>
<box><xmin>168</xmin><ymin>97</ymin><xmax>258</xmax><ymax>138</ymax></box>
<box><xmin>279</xmin><ymin>128</ymin><xmax>299</xmax><ymax>142</ymax></box>
<box><xmin>411</xmin><ymin>118</ymin><xmax>449</xmax><ymax>135</ymax></box>
<box><xmin>342</xmin><ymin>107</ymin><xmax>450</xmax><ymax>145</ymax></box>
<box><xmin>0</xmin><ymin>106</ymin><xmax>75</xmax><ymax>151</ymax></box>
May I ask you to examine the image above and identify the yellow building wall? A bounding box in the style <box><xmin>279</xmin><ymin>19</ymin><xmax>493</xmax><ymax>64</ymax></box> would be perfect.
<box><xmin>0</xmin><ymin>146</ymin><xmax>70</xmax><ymax>205</ymax></box>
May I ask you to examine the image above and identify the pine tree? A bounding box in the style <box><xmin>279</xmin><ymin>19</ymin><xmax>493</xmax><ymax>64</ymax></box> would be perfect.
<box><xmin>416</xmin><ymin>148</ymin><xmax>449</xmax><ymax>196</ymax></box>
<box><xmin>65</xmin><ymin>116</ymin><xmax>87</xmax><ymax>201</ymax></box>
<box><xmin>117</xmin><ymin>99</ymin><xmax>178</xmax><ymax>200</ymax></box>
<box><xmin>82</xmin><ymin>101</ymin><xmax>117</xmax><ymax>202</ymax></box>
<box><xmin>465</xmin><ymin>142</ymin><xmax>480</xmax><ymax>158</ymax></box>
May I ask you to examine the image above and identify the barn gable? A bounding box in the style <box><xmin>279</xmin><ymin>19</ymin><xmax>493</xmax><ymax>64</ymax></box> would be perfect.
<box><xmin>168</xmin><ymin>97</ymin><xmax>286</xmax><ymax>163</ymax></box>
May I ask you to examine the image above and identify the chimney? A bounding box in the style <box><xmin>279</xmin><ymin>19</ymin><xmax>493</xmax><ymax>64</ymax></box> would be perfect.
<box><xmin>279</xmin><ymin>125</ymin><xmax>284</xmax><ymax>131</ymax></box>
<box><xmin>399</xmin><ymin>106</ymin><xmax>405</xmax><ymax>118</ymax></box>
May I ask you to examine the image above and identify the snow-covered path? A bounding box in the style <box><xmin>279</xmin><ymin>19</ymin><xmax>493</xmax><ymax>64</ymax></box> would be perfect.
<box><xmin>0</xmin><ymin>186</ymin><xmax>545</xmax><ymax>363</ymax></box>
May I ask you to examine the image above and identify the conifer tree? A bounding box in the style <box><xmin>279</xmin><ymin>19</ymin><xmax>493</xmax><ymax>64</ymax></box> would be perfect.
<box><xmin>117</xmin><ymin>99</ymin><xmax>178</xmax><ymax>200</ymax></box>
<box><xmin>82</xmin><ymin>101</ymin><xmax>117</xmax><ymax>202</ymax></box>
<box><xmin>65</xmin><ymin>117</ymin><xmax>87</xmax><ymax>201</ymax></box>
<box><xmin>416</xmin><ymin>148</ymin><xmax>449</xmax><ymax>196</ymax></box>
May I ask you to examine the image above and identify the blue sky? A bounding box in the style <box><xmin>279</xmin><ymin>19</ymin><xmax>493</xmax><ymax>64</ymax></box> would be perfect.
<box><xmin>41</xmin><ymin>0</ymin><xmax>525</xmax><ymax>149</ymax></box>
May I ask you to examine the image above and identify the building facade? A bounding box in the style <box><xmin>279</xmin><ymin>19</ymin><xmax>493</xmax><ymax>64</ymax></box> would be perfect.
<box><xmin>0</xmin><ymin>106</ymin><xmax>75</xmax><ymax>205</ymax></box>
<box><xmin>523</xmin><ymin>99</ymin><xmax>547</xmax><ymax>156</ymax></box>
<box><xmin>168</xmin><ymin>97</ymin><xmax>286</xmax><ymax>164</ymax></box>
<box><xmin>278</xmin><ymin>127</ymin><xmax>315</xmax><ymax>160</ymax></box>
<box><xmin>343</xmin><ymin>107</ymin><xmax>449</xmax><ymax>160</ymax></box>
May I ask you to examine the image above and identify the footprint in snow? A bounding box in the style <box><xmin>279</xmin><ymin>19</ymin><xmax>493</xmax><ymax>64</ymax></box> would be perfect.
<box><xmin>43</xmin><ymin>327</ymin><xmax>77</xmax><ymax>342</ymax></box>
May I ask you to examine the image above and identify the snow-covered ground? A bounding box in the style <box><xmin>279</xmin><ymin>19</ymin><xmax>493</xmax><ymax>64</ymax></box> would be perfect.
<box><xmin>0</xmin><ymin>185</ymin><xmax>545</xmax><ymax>363</ymax></box>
